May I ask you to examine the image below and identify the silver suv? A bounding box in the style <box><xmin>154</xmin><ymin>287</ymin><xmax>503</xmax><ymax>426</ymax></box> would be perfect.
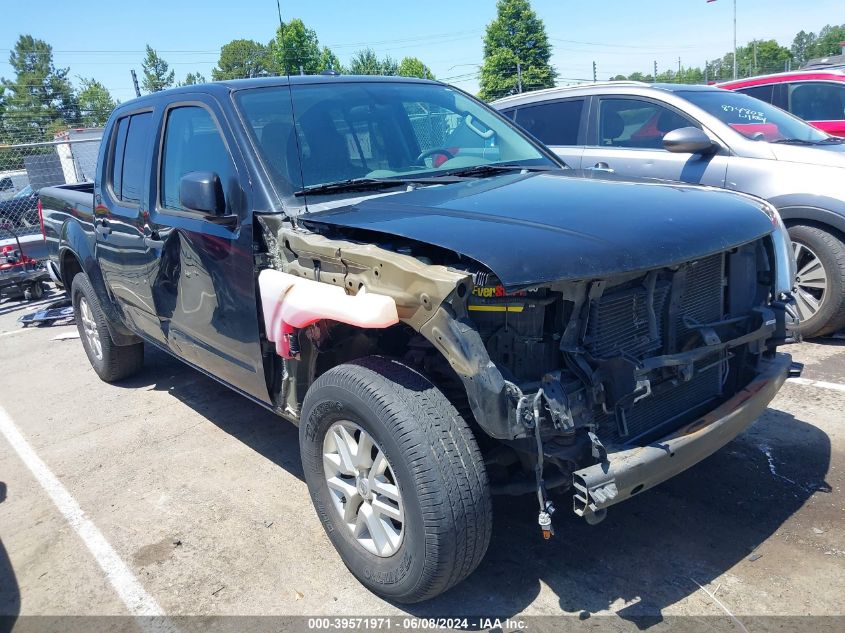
<box><xmin>493</xmin><ymin>82</ymin><xmax>845</xmax><ymax>337</ymax></box>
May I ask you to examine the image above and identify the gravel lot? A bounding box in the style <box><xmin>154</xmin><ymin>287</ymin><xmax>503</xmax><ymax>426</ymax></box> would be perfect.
<box><xmin>0</xmin><ymin>287</ymin><xmax>843</xmax><ymax>629</ymax></box>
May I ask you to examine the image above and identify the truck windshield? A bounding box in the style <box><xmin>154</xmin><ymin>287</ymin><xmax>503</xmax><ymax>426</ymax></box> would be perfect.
<box><xmin>236</xmin><ymin>81</ymin><xmax>556</xmax><ymax>194</ymax></box>
<box><xmin>681</xmin><ymin>89</ymin><xmax>830</xmax><ymax>143</ymax></box>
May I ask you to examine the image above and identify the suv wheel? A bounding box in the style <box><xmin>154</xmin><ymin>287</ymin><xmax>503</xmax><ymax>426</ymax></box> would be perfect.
<box><xmin>299</xmin><ymin>356</ymin><xmax>492</xmax><ymax>603</ymax></box>
<box><xmin>789</xmin><ymin>225</ymin><xmax>845</xmax><ymax>338</ymax></box>
<box><xmin>72</xmin><ymin>274</ymin><xmax>144</xmax><ymax>382</ymax></box>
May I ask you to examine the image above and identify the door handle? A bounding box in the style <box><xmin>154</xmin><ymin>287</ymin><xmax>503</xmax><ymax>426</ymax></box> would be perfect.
<box><xmin>144</xmin><ymin>231</ymin><xmax>164</xmax><ymax>250</ymax></box>
<box><xmin>94</xmin><ymin>219</ymin><xmax>111</xmax><ymax>236</ymax></box>
<box><xmin>587</xmin><ymin>162</ymin><xmax>615</xmax><ymax>173</ymax></box>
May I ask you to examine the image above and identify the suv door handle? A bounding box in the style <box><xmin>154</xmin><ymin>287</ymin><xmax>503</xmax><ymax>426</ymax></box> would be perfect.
<box><xmin>94</xmin><ymin>219</ymin><xmax>111</xmax><ymax>236</ymax></box>
<box><xmin>587</xmin><ymin>162</ymin><xmax>615</xmax><ymax>173</ymax></box>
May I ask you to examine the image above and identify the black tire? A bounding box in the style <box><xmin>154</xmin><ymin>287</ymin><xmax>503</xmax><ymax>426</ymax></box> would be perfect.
<box><xmin>299</xmin><ymin>356</ymin><xmax>492</xmax><ymax>603</ymax></box>
<box><xmin>71</xmin><ymin>274</ymin><xmax>144</xmax><ymax>382</ymax></box>
<box><xmin>789</xmin><ymin>224</ymin><xmax>845</xmax><ymax>338</ymax></box>
<box><xmin>23</xmin><ymin>281</ymin><xmax>44</xmax><ymax>301</ymax></box>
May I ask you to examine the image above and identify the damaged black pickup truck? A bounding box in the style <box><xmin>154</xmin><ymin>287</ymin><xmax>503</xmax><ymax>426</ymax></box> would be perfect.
<box><xmin>40</xmin><ymin>76</ymin><xmax>800</xmax><ymax>603</ymax></box>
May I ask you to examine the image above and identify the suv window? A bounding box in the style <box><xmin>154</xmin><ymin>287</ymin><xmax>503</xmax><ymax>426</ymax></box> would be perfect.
<box><xmin>160</xmin><ymin>106</ymin><xmax>236</xmax><ymax>211</ymax></box>
<box><xmin>109</xmin><ymin>112</ymin><xmax>152</xmax><ymax>204</ymax></box>
<box><xmin>788</xmin><ymin>81</ymin><xmax>845</xmax><ymax>121</ymax></box>
<box><xmin>598</xmin><ymin>98</ymin><xmax>696</xmax><ymax>149</ymax></box>
<box><xmin>737</xmin><ymin>84</ymin><xmax>775</xmax><ymax>104</ymax></box>
<box><xmin>515</xmin><ymin>99</ymin><xmax>584</xmax><ymax>145</ymax></box>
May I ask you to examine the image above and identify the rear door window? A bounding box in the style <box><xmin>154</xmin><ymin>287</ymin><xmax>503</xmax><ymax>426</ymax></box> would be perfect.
<box><xmin>109</xmin><ymin>117</ymin><xmax>129</xmax><ymax>200</ymax></box>
<box><xmin>736</xmin><ymin>84</ymin><xmax>775</xmax><ymax>104</ymax></box>
<box><xmin>788</xmin><ymin>81</ymin><xmax>845</xmax><ymax>121</ymax></box>
<box><xmin>116</xmin><ymin>112</ymin><xmax>152</xmax><ymax>204</ymax></box>
<box><xmin>597</xmin><ymin>98</ymin><xmax>696</xmax><ymax>149</ymax></box>
<box><xmin>514</xmin><ymin>99</ymin><xmax>584</xmax><ymax>145</ymax></box>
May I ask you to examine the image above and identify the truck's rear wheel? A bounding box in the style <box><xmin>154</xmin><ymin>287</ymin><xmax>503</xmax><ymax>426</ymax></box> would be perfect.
<box><xmin>299</xmin><ymin>356</ymin><xmax>492</xmax><ymax>603</ymax></box>
<box><xmin>789</xmin><ymin>224</ymin><xmax>845</xmax><ymax>338</ymax></box>
<box><xmin>72</xmin><ymin>274</ymin><xmax>144</xmax><ymax>382</ymax></box>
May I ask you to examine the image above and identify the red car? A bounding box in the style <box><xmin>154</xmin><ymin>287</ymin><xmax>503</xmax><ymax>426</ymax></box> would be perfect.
<box><xmin>719</xmin><ymin>69</ymin><xmax>845</xmax><ymax>137</ymax></box>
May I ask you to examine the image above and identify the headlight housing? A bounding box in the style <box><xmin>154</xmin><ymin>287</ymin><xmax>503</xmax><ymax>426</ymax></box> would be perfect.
<box><xmin>761</xmin><ymin>202</ymin><xmax>795</xmax><ymax>296</ymax></box>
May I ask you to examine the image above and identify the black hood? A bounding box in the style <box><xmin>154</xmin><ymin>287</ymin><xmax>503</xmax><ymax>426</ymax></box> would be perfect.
<box><xmin>304</xmin><ymin>171</ymin><xmax>774</xmax><ymax>289</ymax></box>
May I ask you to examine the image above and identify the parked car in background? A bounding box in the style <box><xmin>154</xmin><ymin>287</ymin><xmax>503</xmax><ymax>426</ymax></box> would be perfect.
<box><xmin>39</xmin><ymin>76</ymin><xmax>798</xmax><ymax>602</ymax></box>
<box><xmin>493</xmin><ymin>82</ymin><xmax>845</xmax><ymax>337</ymax></box>
<box><xmin>719</xmin><ymin>69</ymin><xmax>845</xmax><ymax>137</ymax></box>
<box><xmin>0</xmin><ymin>185</ymin><xmax>39</xmax><ymax>229</ymax></box>
<box><xmin>0</xmin><ymin>170</ymin><xmax>30</xmax><ymax>201</ymax></box>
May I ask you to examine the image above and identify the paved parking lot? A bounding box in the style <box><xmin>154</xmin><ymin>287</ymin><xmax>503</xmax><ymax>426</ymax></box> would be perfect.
<box><xmin>0</xmin><ymin>287</ymin><xmax>843</xmax><ymax>628</ymax></box>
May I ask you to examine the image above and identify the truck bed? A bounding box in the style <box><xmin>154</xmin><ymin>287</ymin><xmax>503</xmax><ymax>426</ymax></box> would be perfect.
<box><xmin>39</xmin><ymin>183</ymin><xmax>96</xmax><ymax>282</ymax></box>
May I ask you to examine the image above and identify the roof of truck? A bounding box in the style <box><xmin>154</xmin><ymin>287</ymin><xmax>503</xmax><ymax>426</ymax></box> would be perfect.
<box><xmin>116</xmin><ymin>74</ymin><xmax>440</xmax><ymax>111</ymax></box>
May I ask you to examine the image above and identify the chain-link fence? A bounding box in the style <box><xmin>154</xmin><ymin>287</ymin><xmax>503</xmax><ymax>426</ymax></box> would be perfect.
<box><xmin>0</xmin><ymin>133</ymin><xmax>101</xmax><ymax>240</ymax></box>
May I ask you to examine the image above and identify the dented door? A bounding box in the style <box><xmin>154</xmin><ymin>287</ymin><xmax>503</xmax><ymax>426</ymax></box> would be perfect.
<box><xmin>146</xmin><ymin>95</ymin><xmax>271</xmax><ymax>402</ymax></box>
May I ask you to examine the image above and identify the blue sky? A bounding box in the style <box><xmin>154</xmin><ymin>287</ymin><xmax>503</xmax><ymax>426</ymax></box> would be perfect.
<box><xmin>2</xmin><ymin>0</ymin><xmax>842</xmax><ymax>100</ymax></box>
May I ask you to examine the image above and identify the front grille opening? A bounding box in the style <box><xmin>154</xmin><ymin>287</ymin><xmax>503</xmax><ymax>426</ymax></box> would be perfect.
<box><xmin>586</xmin><ymin>252</ymin><xmax>732</xmax><ymax>446</ymax></box>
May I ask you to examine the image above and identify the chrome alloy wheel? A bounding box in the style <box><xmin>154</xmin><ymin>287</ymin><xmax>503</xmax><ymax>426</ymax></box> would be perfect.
<box><xmin>79</xmin><ymin>296</ymin><xmax>103</xmax><ymax>361</ymax></box>
<box><xmin>792</xmin><ymin>241</ymin><xmax>828</xmax><ymax>321</ymax></box>
<box><xmin>322</xmin><ymin>421</ymin><xmax>404</xmax><ymax>557</ymax></box>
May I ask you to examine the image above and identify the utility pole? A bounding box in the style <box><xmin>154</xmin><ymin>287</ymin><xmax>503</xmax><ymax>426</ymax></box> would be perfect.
<box><xmin>592</xmin><ymin>60</ymin><xmax>597</xmax><ymax>83</ymax></box>
<box><xmin>733</xmin><ymin>0</ymin><xmax>738</xmax><ymax>79</ymax></box>
<box><xmin>753</xmin><ymin>40</ymin><xmax>757</xmax><ymax>74</ymax></box>
<box><xmin>130</xmin><ymin>69</ymin><xmax>141</xmax><ymax>97</ymax></box>
<box><xmin>516</xmin><ymin>62</ymin><xmax>523</xmax><ymax>93</ymax></box>
<box><xmin>678</xmin><ymin>56</ymin><xmax>682</xmax><ymax>79</ymax></box>
<box><xmin>654</xmin><ymin>60</ymin><xmax>658</xmax><ymax>81</ymax></box>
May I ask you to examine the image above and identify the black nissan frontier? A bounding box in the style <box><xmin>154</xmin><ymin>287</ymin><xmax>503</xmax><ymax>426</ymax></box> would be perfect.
<box><xmin>39</xmin><ymin>75</ymin><xmax>799</xmax><ymax>603</ymax></box>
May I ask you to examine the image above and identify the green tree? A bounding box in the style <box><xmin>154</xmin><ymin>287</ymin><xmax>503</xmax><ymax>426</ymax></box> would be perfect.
<box><xmin>807</xmin><ymin>24</ymin><xmax>845</xmax><ymax>59</ymax></box>
<box><xmin>348</xmin><ymin>48</ymin><xmax>398</xmax><ymax>75</ymax></box>
<box><xmin>0</xmin><ymin>34</ymin><xmax>79</xmax><ymax>141</ymax></box>
<box><xmin>180</xmin><ymin>72</ymin><xmax>207</xmax><ymax>86</ymax></box>
<box><xmin>791</xmin><ymin>30</ymin><xmax>817</xmax><ymax>65</ymax></box>
<box><xmin>318</xmin><ymin>46</ymin><xmax>344</xmax><ymax>73</ymax></box>
<box><xmin>349</xmin><ymin>48</ymin><xmax>381</xmax><ymax>75</ymax></box>
<box><xmin>77</xmin><ymin>78</ymin><xmax>116</xmax><ymax>127</ymax></box>
<box><xmin>397</xmin><ymin>57</ymin><xmax>433</xmax><ymax>79</ymax></box>
<box><xmin>737</xmin><ymin>39</ymin><xmax>792</xmax><ymax>76</ymax></box>
<box><xmin>212</xmin><ymin>39</ymin><xmax>270</xmax><ymax>80</ymax></box>
<box><xmin>141</xmin><ymin>45</ymin><xmax>175</xmax><ymax>93</ymax></box>
<box><xmin>479</xmin><ymin>0</ymin><xmax>556</xmax><ymax>101</ymax></box>
<box><xmin>269</xmin><ymin>18</ymin><xmax>321</xmax><ymax>75</ymax></box>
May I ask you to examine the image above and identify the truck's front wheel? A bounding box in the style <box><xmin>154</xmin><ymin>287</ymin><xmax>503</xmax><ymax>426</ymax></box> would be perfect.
<box><xmin>299</xmin><ymin>356</ymin><xmax>492</xmax><ymax>603</ymax></box>
<box><xmin>72</xmin><ymin>274</ymin><xmax>144</xmax><ymax>382</ymax></box>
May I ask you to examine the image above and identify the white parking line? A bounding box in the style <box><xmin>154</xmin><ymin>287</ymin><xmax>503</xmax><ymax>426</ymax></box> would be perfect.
<box><xmin>787</xmin><ymin>377</ymin><xmax>845</xmax><ymax>393</ymax></box>
<box><xmin>0</xmin><ymin>403</ymin><xmax>164</xmax><ymax>617</ymax></box>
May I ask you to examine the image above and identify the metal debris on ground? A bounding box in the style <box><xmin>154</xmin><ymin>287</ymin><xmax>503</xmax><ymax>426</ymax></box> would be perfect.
<box><xmin>18</xmin><ymin>299</ymin><xmax>74</xmax><ymax>327</ymax></box>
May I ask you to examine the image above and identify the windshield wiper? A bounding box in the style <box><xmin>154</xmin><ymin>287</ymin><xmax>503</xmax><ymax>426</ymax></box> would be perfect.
<box><xmin>769</xmin><ymin>136</ymin><xmax>845</xmax><ymax>145</ymax></box>
<box><xmin>439</xmin><ymin>163</ymin><xmax>562</xmax><ymax>178</ymax></box>
<box><xmin>817</xmin><ymin>136</ymin><xmax>845</xmax><ymax>144</ymax></box>
<box><xmin>295</xmin><ymin>175</ymin><xmax>463</xmax><ymax>197</ymax></box>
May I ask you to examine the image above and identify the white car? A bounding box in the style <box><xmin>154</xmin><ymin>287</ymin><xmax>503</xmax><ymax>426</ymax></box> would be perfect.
<box><xmin>493</xmin><ymin>82</ymin><xmax>845</xmax><ymax>337</ymax></box>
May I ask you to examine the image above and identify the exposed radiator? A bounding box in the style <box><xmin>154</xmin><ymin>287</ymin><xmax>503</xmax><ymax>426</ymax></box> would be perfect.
<box><xmin>586</xmin><ymin>252</ymin><xmax>727</xmax><ymax>445</ymax></box>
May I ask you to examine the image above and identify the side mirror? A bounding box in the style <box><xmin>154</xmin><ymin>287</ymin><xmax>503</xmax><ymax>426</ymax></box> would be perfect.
<box><xmin>663</xmin><ymin>127</ymin><xmax>717</xmax><ymax>154</ymax></box>
<box><xmin>179</xmin><ymin>172</ymin><xmax>226</xmax><ymax>215</ymax></box>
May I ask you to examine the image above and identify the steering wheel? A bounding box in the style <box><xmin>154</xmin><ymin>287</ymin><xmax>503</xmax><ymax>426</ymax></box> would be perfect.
<box><xmin>416</xmin><ymin>147</ymin><xmax>455</xmax><ymax>165</ymax></box>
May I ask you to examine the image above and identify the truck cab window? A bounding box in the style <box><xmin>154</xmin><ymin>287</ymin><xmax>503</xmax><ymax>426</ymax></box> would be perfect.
<box><xmin>160</xmin><ymin>106</ymin><xmax>236</xmax><ymax>211</ymax></box>
<box><xmin>120</xmin><ymin>112</ymin><xmax>152</xmax><ymax>204</ymax></box>
<box><xmin>109</xmin><ymin>117</ymin><xmax>129</xmax><ymax>200</ymax></box>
